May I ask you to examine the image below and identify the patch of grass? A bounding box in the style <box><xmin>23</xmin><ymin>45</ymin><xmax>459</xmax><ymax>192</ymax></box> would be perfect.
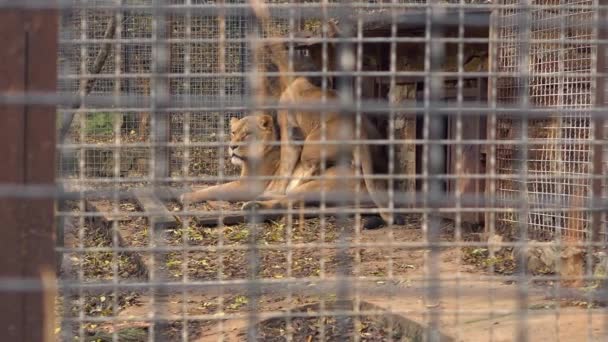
<box><xmin>257</xmin><ymin>309</ymin><xmax>405</xmax><ymax>341</ymax></box>
<box><xmin>227</xmin><ymin>295</ymin><xmax>248</xmax><ymax>311</ymax></box>
<box><xmin>85</xmin><ymin>326</ymin><xmax>148</xmax><ymax>342</ymax></box>
<box><xmin>169</xmin><ymin>226</ymin><xmax>208</xmax><ymax>244</ymax></box>
<box><xmin>75</xmin><ymin>292</ymin><xmax>139</xmax><ymax>317</ymax></box>
<box><xmin>462</xmin><ymin>247</ymin><xmax>516</xmax><ymax>274</ymax></box>
<box><xmin>165</xmin><ymin>251</ymin><xmax>218</xmax><ymax>279</ymax></box>
<box><xmin>86</xmin><ymin>112</ymin><xmax>118</xmax><ymax>136</ymax></box>
<box><xmin>262</xmin><ymin>221</ymin><xmax>285</xmax><ymax>243</ymax></box>
<box><xmin>225</xmin><ymin>225</ymin><xmax>250</xmax><ymax>243</ymax></box>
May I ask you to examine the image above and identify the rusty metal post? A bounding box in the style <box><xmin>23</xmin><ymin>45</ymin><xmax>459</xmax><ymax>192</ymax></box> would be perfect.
<box><xmin>592</xmin><ymin>0</ymin><xmax>607</xmax><ymax>244</ymax></box>
<box><xmin>0</xmin><ymin>8</ymin><xmax>58</xmax><ymax>342</ymax></box>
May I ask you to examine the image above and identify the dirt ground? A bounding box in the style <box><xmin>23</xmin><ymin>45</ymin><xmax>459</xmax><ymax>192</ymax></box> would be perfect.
<box><xmin>58</xmin><ymin>199</ymin><xmax>608</xmax><ymax>341</ymax></box>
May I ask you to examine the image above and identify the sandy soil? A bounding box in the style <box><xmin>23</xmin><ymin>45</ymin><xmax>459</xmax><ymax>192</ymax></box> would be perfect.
<box><xmin>59</xmin><ymin>200</ymin><xmax>608</xmax><ymax>341</ymax></box>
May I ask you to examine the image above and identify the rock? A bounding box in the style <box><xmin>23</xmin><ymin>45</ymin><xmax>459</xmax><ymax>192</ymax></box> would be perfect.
<box><xmin>394</xmin><ymin>118</ymin><xmax>405</xmax><ymax>130</ymax></box>
<box><xmin>593</xmin><ymin>252</ymin><xmax>608</xmax><ymax>288</ymax></box>
<box><xmin>559</xmin><ymin>246</ymin><xmax>584</xmax><ymax>287</ymax></box>
<box><xmin>487</xmin><ymin>233</ymin><xmax>504</xmax><ymax>255</ymax></box>
<box><xmin>512</xmin><ymin>241</ymin><xmax>584</xmax><ymax>278</ymax></box>
<box><xmin>512</xmin><ymin>241</ymin><xmax>559</xmax><ymax>274</ymax></box>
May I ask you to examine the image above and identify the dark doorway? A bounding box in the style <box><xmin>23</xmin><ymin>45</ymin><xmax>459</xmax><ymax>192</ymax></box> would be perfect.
<box><xmin>414</xmin><ymin>82</ymin><xmax>449</xmax><ymax>193</ymax></box>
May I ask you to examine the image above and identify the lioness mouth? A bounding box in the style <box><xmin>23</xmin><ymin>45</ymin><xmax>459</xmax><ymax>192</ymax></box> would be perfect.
<box><xmin>231</xmin><ymin>153</ymin><xmax>246</xmax><ymax>161</ymax></box>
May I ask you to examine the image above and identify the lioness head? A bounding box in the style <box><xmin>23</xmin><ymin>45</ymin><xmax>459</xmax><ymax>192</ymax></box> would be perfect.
<box><xmin>228</xmin><ymin>114</ymin><xmax>277</xmax><ymax>166</ymax></box>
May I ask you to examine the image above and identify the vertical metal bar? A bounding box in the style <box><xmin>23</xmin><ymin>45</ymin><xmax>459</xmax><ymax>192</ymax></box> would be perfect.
<box><xmin>424</xmin><ymin>1</ymin><xmax>446</xmax><ymax>341</ymax></box>
<box><xmin>57</xmin><ymin>7</ymin><xmax>79</xmax><ymax>342</ymax></box>
<box><xmin>319</xmin><ymin>1</ymin><xmax>329</xmax><ymax>338</ymax></box>
<box><xmin>334</xmin><ymin>0</ymin><xmax>355</xmax><ymax>336</ymax></box>
<box><xmin>150</xmin><ymin>0</ymin><xmax>170</xmax><ymax>340</ymax></box>
<box><xmin>384</xmin><ymin>1</ymin><xmax>400</xmax><ymax>339</ymax></box>
<box><xmin>77</xmin><ymin>7</ymin><xmax>88</xmax><ymax>340</ymax></box>
<box><xmin>353</xmin><ymin>11</ymin><xmax>364</xmax><ymax>342</ymax></box>
<box><xmin>217</xmin><ymin>1</ymin><xmax>229</xmax><ymax>339</ymax></box>
<box><xmin>111</xmin><ymin>2</ymin><xmax>122</xmax><ymax>341</ymax></box>
<box><xmin>181</xmin><ymin>1</ymin><xmax>192</xmax><ymax>340</ymax></box>
<box><xmin>515</xmin><ymin>1</ymin><xmax>532</xmax><ymax>341</ymax></box>
<box><xmin>245</xmin><ymin>5</ymin><xmax>263</xmax><ymax>340</ymax></box>
<box><xmin>486</xmin><ymin>7</ymin><xmax>498</xmax><ymax>341</ymax></box>
<box><xmin>553</xmin><ymin>2</ymin><xmax>566</xmax><ymax>335</ymax></box>
<box><xmin>216</xmin><ymin>2</ymin><xmax>229</xmax><ymax>338</ymax></box>
<box><xmin>454</xmin><ymin>1</ymin><xmax>465</xmax><ymax>340</ymax></box>
<box><xmin>286</xmin><ymin>5</ymin><xmax>296</xmax><ymax>341</ymax></box>
<box><xmin>592</xmin><ymin>0</ymin><xmax>606</xmax><ymax>337</ymax></box>
<box><xmin>593</xmin><ymin>0</ymin><xmax>606</xmax><ymax>251</ymax></box>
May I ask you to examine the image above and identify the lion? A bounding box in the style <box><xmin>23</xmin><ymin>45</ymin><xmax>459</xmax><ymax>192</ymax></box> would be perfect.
<box><xmin>237</xmin><ymin>0</ymin><xmax>405</xmax><ymax>228</ymax></box>
<box><xmin>179</xmin><ymin>114</ymin><xmax>387</xmax><ymax>228</ymax></box>
<box><xmin>240</xmin><ymin>77</ymin><xmax>402</xmax><ymax>228</ymax></box>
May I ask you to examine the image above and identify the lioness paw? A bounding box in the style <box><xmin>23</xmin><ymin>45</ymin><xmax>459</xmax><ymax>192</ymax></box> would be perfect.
<box><xmin>362</xmin><ymin>216</ymin><xmax>386</xmax><ymax>230</ymax></box>
<box><xmin>362</xmin><ymin>214</ymin><xmax>407</xmax><ymax>230</ymax></box>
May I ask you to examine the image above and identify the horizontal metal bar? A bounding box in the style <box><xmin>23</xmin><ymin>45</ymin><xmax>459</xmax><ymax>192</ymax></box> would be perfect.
<box><xmin>54</xmin><ymin>138</ymin><xmax>608</xmax><ymax>150</ymax></box>
<box><xmin>4</xmin><ymin>92</ymin><xmax>608</xmax><ymax>118</ymax></box>
<box><xmin>52</xmin><ymin>207</ymin><xmax>608</xmax><ymax>218</ymax></box>
<box><xmin>56</xmin><ymin>307</ymin><xmax>602</xmax><ymax>324</ymax></box>
<box><xmin>55</xmin><ymin>240</ymin><xmax>608</xmax><ymax>254</ymax></box>
<box><xmin>4</xmin><ymin>1</ymin><xmax>606</xmax><ymax>13</ymax></box>
<box><xmin>55</xmin><ymin>172</ymin><xmax>593</xmax><ymax>187</ymax></box>
<box><xmin>52</xmin><ymin>174</ymin><xmax>605</xmax><ymax>187</ymax></box>
<box><xmin>57</xmin><ymin>37</ymin><xmax>608</xmax><ymax>45</ymax></box>
<box><xmin>51</xmin><ymin>276</ymin><xmax>608</xmax><ymax>293</ymax></box>
<box><xmin>8</xmin><ymin>183</ymin><xmax>603</xmax><ymax>209</ymax></box>
<box><xmin>52</xmin><ymin>205</ymin><xmax>608</xmax><ymax>218</ymax></box>
<box><xmin>55</xmin><ymin>70</ymin><xmax>608</xmax><ymax>79</ymax></box>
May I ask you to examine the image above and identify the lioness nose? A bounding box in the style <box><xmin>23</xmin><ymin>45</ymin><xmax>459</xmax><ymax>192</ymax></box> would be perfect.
<box><xmin>230</xmin><ymin>144</ymin><xmax>238</xmax><ymax>150</ymax></box>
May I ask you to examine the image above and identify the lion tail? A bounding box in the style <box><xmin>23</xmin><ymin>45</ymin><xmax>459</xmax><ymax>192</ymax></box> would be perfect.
<box><xmin>358</xmin><ymin>133</ymin><xmax>393</xmax><ymax>224</ymax></box>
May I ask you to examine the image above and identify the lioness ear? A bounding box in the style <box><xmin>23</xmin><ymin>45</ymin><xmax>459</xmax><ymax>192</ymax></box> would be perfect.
<box><xmin>257</xmin><ymin>115</ymin><xmax>273</xmax><ymax>131</ymax></box>
<box><xmin>230</xmin><ymin>117</ymin><xmax>239</xmax><ymax>128</ymax></box>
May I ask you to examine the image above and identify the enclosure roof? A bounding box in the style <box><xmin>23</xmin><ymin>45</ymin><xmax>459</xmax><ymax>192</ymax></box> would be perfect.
<box><xmin>294</xmin><ymin>8</ymin><xmax>491</xmax><ymax>47</ymax></box>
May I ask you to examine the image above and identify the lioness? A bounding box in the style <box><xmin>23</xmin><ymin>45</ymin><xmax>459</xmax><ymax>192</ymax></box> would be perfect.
<box><xmin>239</xmin><ymin>0</ymin><xmax>404</xmax><ymax>228</ymax></box>
<box><xmin>180</xmin><ymin>114</ymin><xmax>386</xmax><ymax>228</ymax></box>
<box><xmin>179</xmin><ymin>114</ymin><xmax>281</xmax><ymax>204</ymax></box>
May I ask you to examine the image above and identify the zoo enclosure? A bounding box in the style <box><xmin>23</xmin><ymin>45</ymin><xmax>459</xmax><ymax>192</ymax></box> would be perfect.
<box><xmin>2</xmin><ymin>0</ymin><xmax>608</xmax><ymax>341</ymax></box>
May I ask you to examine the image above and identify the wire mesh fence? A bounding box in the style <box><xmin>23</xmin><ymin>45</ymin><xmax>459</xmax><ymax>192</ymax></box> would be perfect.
<box><xmin>3</xmin><ymin>0</ymin><xmax>608</xmax><ymax>341</ymax></box>
<box><xmin>493</xmin><ymin>0</ymin><xmax>598</xmax><ymax>241</ymax></box>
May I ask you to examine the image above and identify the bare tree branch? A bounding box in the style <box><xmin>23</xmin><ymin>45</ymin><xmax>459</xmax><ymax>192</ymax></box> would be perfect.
<box><xmin>59</xmin><ymin>15</ymin><xmax>117</xmax><ymax>142</ymax></box>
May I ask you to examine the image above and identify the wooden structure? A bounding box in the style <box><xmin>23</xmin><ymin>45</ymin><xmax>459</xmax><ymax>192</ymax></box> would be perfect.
<box><xmin>0</xmin><ymin>8</ymin><xmax>58</xmax><ymax>342</ymax></box>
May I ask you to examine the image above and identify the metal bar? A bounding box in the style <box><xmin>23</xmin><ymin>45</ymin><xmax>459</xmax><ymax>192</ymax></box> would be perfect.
<box><xmin>150</xmin><ymin>0</ymin><xmax>171</xmax><ymax>340</ymax></box>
